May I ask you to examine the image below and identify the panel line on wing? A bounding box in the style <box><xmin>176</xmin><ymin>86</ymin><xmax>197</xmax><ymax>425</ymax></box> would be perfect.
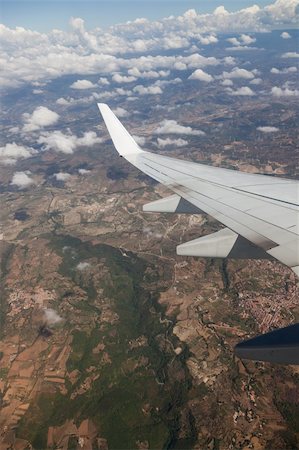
<box><xmin>142</xmin><ymin>155</ymin><xmax>299</xmax><ymax>209</ymax></box>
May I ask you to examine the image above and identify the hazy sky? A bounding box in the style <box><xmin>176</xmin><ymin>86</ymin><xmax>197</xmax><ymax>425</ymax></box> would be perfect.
<box><xmin>1</xmin><ymin>0</ymin><xmax>276</xmax><ymax>31</ymax></box>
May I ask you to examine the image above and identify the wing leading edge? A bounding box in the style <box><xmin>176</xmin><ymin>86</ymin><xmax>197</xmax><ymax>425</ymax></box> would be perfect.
<box><xmin>98</xmin><ymin>103</ymin><xmax>299</xmax><ymax>277</ymax></box>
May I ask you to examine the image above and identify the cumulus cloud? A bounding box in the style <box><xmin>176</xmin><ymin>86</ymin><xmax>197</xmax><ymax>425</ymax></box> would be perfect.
<box><xmin>53</xmin><ymin>172</ymin><xmax>71</xmax><ymax>181</ymax></box>
<box><xmin>257</xmin><ymin>126</ymin><xmax>279</xmax><ymax>132</ymax></box>
<box><xmin>250</xmin><ymin>78</ymin><xmax>263</xmax><ymax>85</ymax></box>
<box><xmin>70</xmin><ymin>79</ymin><xmax>97</xmax><ymax>89</ymax></box>
<box><xmin>155</xmin><ymin>120</ymin><xmax>205</xmax><ymax>136</ymax></box>
<box><xmin>38</xmin><ymin>130</ymin><xmax>102</xmax><ymax>154</ymax></box>
<box><xmin>133</xmin><ymin>84</ymin><xmax>162</xmax><ymax>95</ymax></box>
<box><xmin>222</xmin><ymin>67</ymin><xmax>255</xmax><ymax>79</ymax></box>
<box><xmin>0</xmin><ymin>142</ymin><xmax>34</xmax><ymax>165</ymax></box>
<box><xmin>271</xmin><ymin>86</ymin><xmax>299</xmax><ymax>97</ymax></box>
<box><xmin>188</xmin><ymin>69</ymin><xmax>213</xmax><ymax>82</ymax></box>
<box><xmin>271</xmin><ymin>66</ymin><xmax>297</xmax><ymax>74</ymax></box>
<box><xmin>113</xmin><ymin>107</ymin><xmax>128</xmax><ymax>117</ymax></box>
<box><xmin>77</xmin><ymin>262</ymin><xmax>90</xmax><ymax>270</ymax></box>
<box><xmin>281</xmin><ymin>52</ymin><xmax>299</xmax><ymax>58</ymax></box>
<box><xmin>132</xmin><ymin>135</ymin><xmax>146</xmax><ymax>146</ymax></box>
<box><xmin>22</xmin><ymin>106</ymin><xmax>59</xmax><ymax>132</ymax></box>
<box><xmin>157</xmin><ymin>137</ymin><xmax>188</xmax><ymax>148</ymax></box>
<box><xmin>78</xmin><ymin>168</ymin><xmax>91</xmax><ymax>175</ymax></box>
<box><xmin>0</xmin><ymin>1</ymin><xmax>298</xmax><ymax>88</ymax></box>
<box><xmin>43</xmin><ymin>308</ymin><xmax>62</xmax><ymax>325</ymax></box>
<box><xmin>281</xmin><ymin>31</ymin><xmax>291</xmax><ymax>39</ymax></box>
<box><xmin>11</xmin><ymin>171</ymin><xmax>34</xmax><ymax>188</ymax></box>
<box><xmin>228</xmin><ymin>86</ymin><xmax>255</xmax><ymax>96</ymax></box>
<box><xmin>98</xmin><ymin>77</ymin><xmax>110</xmax><ymax>85</ymax></box>
<box><xmin>112</xmin><ymin>73</ymin><xmax>137</xmax><ymax>83</ymax></box>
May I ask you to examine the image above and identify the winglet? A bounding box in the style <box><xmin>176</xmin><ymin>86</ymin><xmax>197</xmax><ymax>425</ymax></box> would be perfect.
<box><xmin>97</xmin><ymin>103</ymin><xmax>144</xmax><ymax>157</ymax></box>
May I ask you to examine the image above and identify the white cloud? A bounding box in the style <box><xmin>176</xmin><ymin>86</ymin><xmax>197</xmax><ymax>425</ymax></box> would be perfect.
<box><xmin>188</xmin><ymin>69</ymin><xmax>213</xmax><ymax>82</ymax></box>
<box><xmin>77</xmin><ymin>262</ymin><xmax>90</xmax><ymax>270</ymax></box>
<box><xmin>78</xmin><ymin>168</ymin><xmax>91</xmax><ymax>175</ymax></box>
<box><xmin>0</xmin><ymin>142</ymin><xmax>34</xmax><ymax>164</ymax></box>
<box><xmin>43</xmin><ymin>308</ymin><xmax>62</xmax><ymax>325</ymax></box>
<box><xmin>38</xmin><ymin>130</ymin><xmax>102</xmax><ymax>154</ymax></box>
<box><xmin>112</xmin><ymin>73</ymin><xmax>137</xmax><ymax>83</ymax></box>
<box><xmin>271</xmin><ymin>86</ymin><xmax>299</xmax><ymax>97</ymax></box>
<box><xmin>54</xmin><ymin>172</ymin><xmax>71</xmax><ymax>181</ymax></box>
<box><xmin>250</xmin><ymin>78</ymin><xmax>262</xmax><ymax>85</ymax></box>
<box><xmin>133</xmin><ymin>84</ymin><xmax>162</xmax><ymax>95</ymax></box>
<box><xmin>157</xmin><ymin>137</ymin><xmax>188</xmax><ymax>148</ymax></box>
<box><xmin>155</xmin><ymin>119</ymin><xmax>205</xmax><ymax>136</ymax></box>
<box><xmin>282</xmin><ymin>52</ymin><xmax>299</xmax><ymax>58</ymax></box>
<box><xmin>240</xmin><ymin>34</ymin><xmax>256</xmax><ymax>45</ymax></box>
<box><xmin>22</xmin><ymin>106</ymin><xmax>59</xmax><ymax>132</ymax></box>
<box><xmin>11</xmin><ymin>171</ymin><xmax>34</xmax><ymax>188</ymax></box>
<box><xmin>98</xmin><ymin>77</ymin><xmax>110</xmax><ymax>85</ymax></box>
<box><xmin>113</xmin><ymin>107</ymin><xmax>128</xmax><ymax>117</ymax></box>
<box><xmin>281</xmin><ymin>31</ymin><xmax>291</xmax><ymax>39</ymax></box>
<box><xmin>70</xmin><ymin>79</ymin><xmax>97</xmax><ymax>89</ymax></box>
<box><xmin>0</xmin><ymin>1</ymin><xmax>298</xmax><ymax>88</ymax></box>
<box><xmin>257</xmin><ymin>126</ymin><xmax>279</xmax><ymax>132</ymax></box>
<box><xmin>228</xmin><ymin>86</ymin><xmax>255</xmax><ymax>96</ymax></box>
<box><xmin>271</xmin><ymin>66</ymin><xmax>297</xmax><ymax>74</ymax></box>
<box><xmin>221</xmin><ymin>79</ymin><xmax>233</xmax><ymax>86</ymax></box>
<box><xmin>222</xmin><ymin>67</ymin><xmax>255</xmax><ymax>79</ymax></box>
<box><xmin>132</xmin><ymin>135</ymin><xmax>146</xmax><ymax>146</ymax></box>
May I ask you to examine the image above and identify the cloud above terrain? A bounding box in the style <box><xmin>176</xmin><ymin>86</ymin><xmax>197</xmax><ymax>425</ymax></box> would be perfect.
<box><xmin>11</xmin><ymin>171</ymin><xmax>34</xmax><ymax>188</ymax></box>
<box><xmin>188</xmin><ymin>69</ymin><xmax>213</xmax><ymax>82</ymax></box>
<box><xmin>43</xmin><ymin>308</ymin><xmax>63</xmax><ymax>325</ymax></box>
<box><xmin>157</xmin><ymin>137</ymin><xmax>188</xmax><ymax>148</ymax></box>
<box><xmin>70</xmin><ymin>79</ymin><xmax>97</xmax><ymax>89</ymax></box>
<box><xmin>38</xmin><ymin>130</ymin><xmax>102</xmax><ymax>154</ymax></box>
<box><xmin>0</xmin><ymin>142</ymin><xmax>34</xmax><ymax>165</ymax></box>
<box><xmin>22</xmin><ymin>107</ymin><xmax>59</xmax><ymax>132</ymax></box>
<box><xmin>155</xmin><ymin>120</ymin><xmax>205</xmax><ymax>136</ymax></box>
<box><xmin>257</xmin><ymin>126</ymin><xmax>279</xmax><ymax>132</ymax></box>
<box><xmin>0</xmin><ymin>0</ymin><xmax>297</xmax><ymax>88</ymax></box>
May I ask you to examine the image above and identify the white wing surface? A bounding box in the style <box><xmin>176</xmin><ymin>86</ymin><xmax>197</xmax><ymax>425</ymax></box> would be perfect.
<box><xmin>98</xmin><ymin>103</ymin><xmax>299</xmax><ymax>276</ymax></box>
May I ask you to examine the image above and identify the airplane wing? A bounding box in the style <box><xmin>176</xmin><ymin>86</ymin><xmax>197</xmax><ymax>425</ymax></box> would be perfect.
<box><xmin>98</xmin><ymin>103</ymin><xmax>299</xmax><ymax>277</ymax></box>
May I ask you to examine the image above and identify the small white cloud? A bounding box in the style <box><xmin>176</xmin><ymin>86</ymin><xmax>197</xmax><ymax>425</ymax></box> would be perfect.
<box><xmin>132</xmin><ymin>135</ymin><xmax>146</xmax><ymax>146</ymax></box>
<box><xmin>226</xmin><ymin>37</ymin><xmax>241</xmax><ymax>46</ymax></box>
<box><xmin>53</xmin><ymin>172</ymin><xmax>71</xmax><ymax>181</ymax></box>
<box><xmin>282</xmin><ymin>52</ymin><xmax>299</xmax><ymax>58</ymax></box>
<box><xmin>240</xmin><ymin>34</ymin><xmax>256</xmax><ymax>45</ymax></box>
<box><xmin>113</xmin><ymin>107</ymin><xmax>128</xmax><ymax>117</ymax></box>
<box><xmin>11</xmin><ymin>171</ymin><xmax>34</xmax><ymax>188</ymax></box>
<box><xmin>77</xmin><ymin>262</ymin><xmax>90</xmax><ymax>270</ymax></box>
<box><xmin>38</xmin><ymin>130</ymin><xmax>102</xmax><ymax>154</ymax></box>
<box><xmin>257</xmin><ymin>126</ymin><xmax>279</xmax><ymax>133</ymax></box>
<box><xmin>222</xmin><ymin>67</ymin><xmax>255</xmax><ymax>79</ymax></box>
<box><xmin>280</xmin><ymin>31</ymin><xmax>291</xmax><ymax>39</ymax></box>
<box><xmin>112</xmin><ymin>73</ymin><xmax>137</xmax><ymax>83</ymax></box>
<box><xmin>0</xmin><ymin>142</ymin><xmax>34</xmax><ymax>164</ymax></box>
<box><xmin>78</xmin><ymin>168</ymin><xmax>91</xmax><ymax>175</ymax></box>
<box><xmin>157</xmin><ymin>137</ymin><xmax>188</xmax><ymax>148</ymax></box>
<box><xmin>98</xmin><ymin>77</ymin><xmax>110</xmax><ymax>85</ymax></box>
<box><xmin>155</xmin><ymin>119</ymin><xmax>205</xmax><ymax>136</ymax></box>
<box><xmin>70</xmin><ymin>79</ymin><xmax>97</xmax><ymax>89</ymax></box>
<box><xmin>228</xmin><ymin>86</ymin><xmax>255</xmax><ymax>96</ymax></box>
<box><xmin>271</xmin><ymin>86</ymin><xmax>299</xmax><ymax>97</ymax></box>
<box><xmin>250</xmin><ymin>78</ymin><xmax>262</xmax><ymax>85</ymax></box>
<box><xmin>133</xmin><ymin>85</ymin><xmax>162</xmax><ymax>95</ymax></box>
<box><xmin>271</xmin><ymin>66</ymin><xmax>297</xmax><ymax>74</ymax></box>
<box><xmin>23</xmin><ymin>106</ymin><xmax>59</xmax><ymax>132</ymax></box>
<box><xmin>43</xmin><ymin>308</ymin><xmax>62</xmax><ymax>325</ymax></box>
<box><xmin>221</xmin><ymin>79</ymin><xmax>233</xmax><ymax>86</ymax></box>
<box><xmin>188</xmin><ymin>69</ymin><xmax>213</xmax><ymax>82</ymax></box>
<box><xmin>33</xmin><ymin>89</ymin><xmax>43</xmax><ymax>94</ymax></box>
